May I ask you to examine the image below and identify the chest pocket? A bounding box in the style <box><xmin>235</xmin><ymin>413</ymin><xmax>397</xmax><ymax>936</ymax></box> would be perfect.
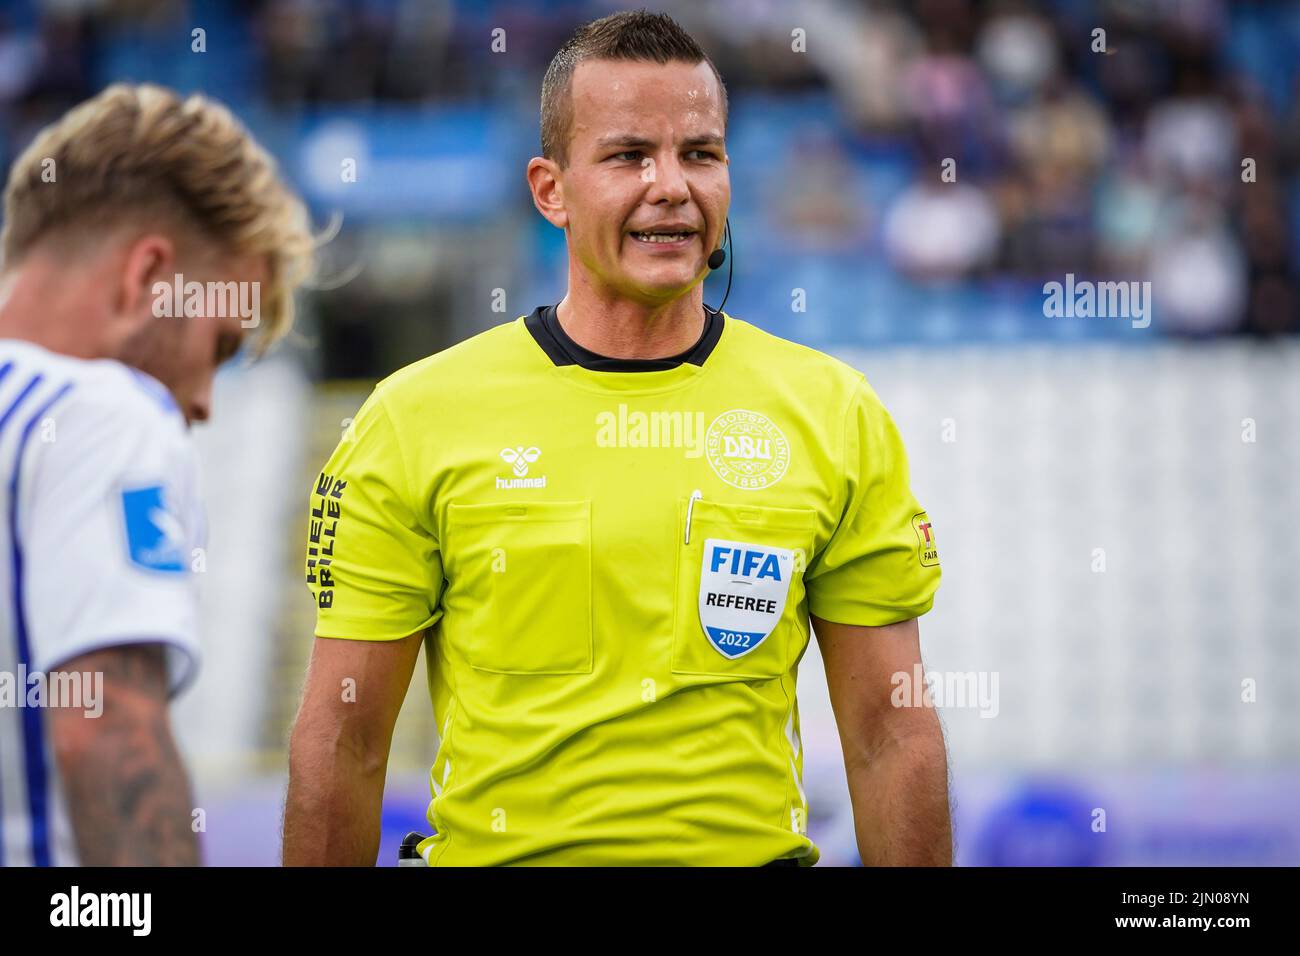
<box><xmin>671</xmin><ymin>496</ymin><xmax>818</xmax><ymax>680</ymax></box>
<box><xmin>445</xmin><ymin>500</ymin><xmax>593</xmax><ymax>674</ymax></box>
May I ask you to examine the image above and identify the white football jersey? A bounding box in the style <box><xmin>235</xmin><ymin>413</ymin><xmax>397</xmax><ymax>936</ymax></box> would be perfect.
<box><xmin>0</xmin><ymin>339</ymin><xmax>203</xmax><ymax>867</ymax></box>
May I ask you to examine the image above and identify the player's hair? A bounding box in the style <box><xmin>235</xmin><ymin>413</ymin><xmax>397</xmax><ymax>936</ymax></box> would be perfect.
<box><xmin>1</xmin><ymin>82</ymin><xmax>314</xmax><ymax>355</ymax></box>
<box><xmin>540</xmin><ymin>9</ymin><xmax>728</xmax><ymax>168</ymax></box>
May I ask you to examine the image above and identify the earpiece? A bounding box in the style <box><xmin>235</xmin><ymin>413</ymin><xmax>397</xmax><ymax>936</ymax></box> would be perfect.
<box><xmin>705</xmin><ymin>218</ymin><xmax>733</xmax><ymax>315</ymax></box>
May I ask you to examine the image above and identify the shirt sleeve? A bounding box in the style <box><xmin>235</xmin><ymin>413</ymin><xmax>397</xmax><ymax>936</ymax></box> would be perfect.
<box><xmin>22</xmin><ymin>388</ymin><xmax>202</xmax><ymax>698</ymax></box>
<box><xmin>805</xmin><ymin>375</ymin><xmax>941</xmax><ymax>627</ymax></box>
<box><xmin>306</xmin><ymin>386</ymin><xmax>443</xmax><ymax>640</ymax></box>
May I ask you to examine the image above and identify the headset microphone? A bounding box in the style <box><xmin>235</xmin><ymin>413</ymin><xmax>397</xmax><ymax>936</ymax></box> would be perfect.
<box><xmin>705</xmin><ymin>217</ymin><xmax>733</xmax><ymax>315</ymax></box>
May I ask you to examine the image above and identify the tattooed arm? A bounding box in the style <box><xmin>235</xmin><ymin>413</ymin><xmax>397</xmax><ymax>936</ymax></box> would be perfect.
<box><xmin>46</xmin><ymin>644</ymin><xmax>199</xmax><ymax>866</ymax></box>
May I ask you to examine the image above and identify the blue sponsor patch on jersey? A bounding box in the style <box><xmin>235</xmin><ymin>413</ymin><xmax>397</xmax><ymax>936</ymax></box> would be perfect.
<box><xmin>121</xmin><ymin>485</ymin><xmax>186</xmax><ymax>573</ymax></box>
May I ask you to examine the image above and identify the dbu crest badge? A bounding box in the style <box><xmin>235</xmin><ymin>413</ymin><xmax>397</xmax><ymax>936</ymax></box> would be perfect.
<box><xmin>698</xmin><ymin>538</ymin><xmax>794</xmax><ymax>659</ymax></box>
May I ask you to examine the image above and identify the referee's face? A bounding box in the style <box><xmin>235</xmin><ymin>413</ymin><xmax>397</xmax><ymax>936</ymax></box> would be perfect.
<box><xmin>551</xmin><ymin>59</ymin><xmax>729</xmax><ymax>304</ymax></box>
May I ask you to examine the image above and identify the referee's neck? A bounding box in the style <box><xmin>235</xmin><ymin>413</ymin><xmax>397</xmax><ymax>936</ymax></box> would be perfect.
<box><xmin>554</xmin><ymin>287</ymin><xmax>708</xmax><ymax>361</ymax></box>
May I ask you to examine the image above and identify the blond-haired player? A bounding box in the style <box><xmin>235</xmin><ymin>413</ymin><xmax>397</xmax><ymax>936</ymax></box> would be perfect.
<box><xmin>0</xmin><ymin>83</ymin><xmax>312</xmax><ymax>865</ymax></box>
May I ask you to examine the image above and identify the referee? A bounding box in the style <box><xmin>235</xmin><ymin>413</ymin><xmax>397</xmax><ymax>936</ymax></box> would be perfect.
<box><xmin>284</xmin><ymin>10</ymin><xmax>950</xmax><ymax>867</ymax></box>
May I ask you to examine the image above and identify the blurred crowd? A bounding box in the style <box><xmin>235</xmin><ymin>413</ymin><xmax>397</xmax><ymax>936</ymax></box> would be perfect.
<box><xmin>0</xmin><ymin>0</ymin><xmax>1296</xmax><ymax>337</ymax></box>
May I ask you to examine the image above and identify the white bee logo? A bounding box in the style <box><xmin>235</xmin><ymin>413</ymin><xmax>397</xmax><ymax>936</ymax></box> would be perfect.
<box><xmin>149</xmin><ymin>506</ymin><xmax>185</xmax><ymax>548</ymax></box>
<box><xmin>500</xmin><ymin>446</ymin><xmax>541</xmax><ymax>477</ymax></box>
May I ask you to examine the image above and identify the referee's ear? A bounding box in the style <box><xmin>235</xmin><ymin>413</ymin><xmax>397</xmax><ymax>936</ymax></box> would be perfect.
<box><xmin>526</xmin><ymin>156</ymin><xmax>569</xmax><ymax>229</ymax></box>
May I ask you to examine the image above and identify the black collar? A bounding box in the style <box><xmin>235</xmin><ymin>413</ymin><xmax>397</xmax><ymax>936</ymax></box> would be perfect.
<box><xmin>525</xmin><ymin>304</ymin><xmax>723</xmax><ymax>372</ymax></box>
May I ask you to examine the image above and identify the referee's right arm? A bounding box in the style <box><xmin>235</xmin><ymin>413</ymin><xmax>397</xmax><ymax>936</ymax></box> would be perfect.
<box><xmin>285</xmin><ymin>387</ymin><xmax>440</xmax><ymax>866</ymax></box>
<box><xmin>283</xmin><ymin>630</ymin><xmax>423</xmax><ymax>865</ymax></box>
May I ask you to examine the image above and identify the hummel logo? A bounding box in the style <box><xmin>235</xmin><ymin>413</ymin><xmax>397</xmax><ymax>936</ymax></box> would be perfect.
<box><xmin>500</xmin><ymin>446</ymin><xmax>541</xmax><ymax>477</ymax></box>
<box><xmin>496</xmin><ymin>446</ymin><xmax>547</xmax><ymax>490</ymax></box>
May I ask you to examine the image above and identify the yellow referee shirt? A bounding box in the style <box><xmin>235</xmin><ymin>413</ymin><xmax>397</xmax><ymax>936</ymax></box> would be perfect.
<box><xmin>305</xmin><ymin>305</ymin><xmax>941</xmax><ymax>866</ymax></box>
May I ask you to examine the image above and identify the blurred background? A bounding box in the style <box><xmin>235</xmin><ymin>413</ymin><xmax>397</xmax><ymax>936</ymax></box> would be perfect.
<box><xmin>2</xmin><ymin>0</ymin><xmax>1297</xmax><ymax>865</ymax></box>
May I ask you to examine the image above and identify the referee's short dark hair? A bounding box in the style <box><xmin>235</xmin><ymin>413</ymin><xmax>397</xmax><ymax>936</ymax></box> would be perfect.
<box><xmin>540</xmin><ymin>9</ymin><xmax>728</xmax><ymax>168</ymax></box>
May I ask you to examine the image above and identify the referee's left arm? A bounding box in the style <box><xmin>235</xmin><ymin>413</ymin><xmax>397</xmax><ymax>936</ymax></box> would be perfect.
<box><xmin>804</xmin><ymin>375</ymin><xmax>949</xmax><ymax>865</ymax></box>
<box><xmin>812</xmin><ymin>614</ymin><xmax>952</xmax><ymax>865</ymax></box>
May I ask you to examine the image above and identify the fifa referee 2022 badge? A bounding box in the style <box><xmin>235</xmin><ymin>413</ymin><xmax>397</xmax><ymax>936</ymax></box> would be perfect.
<box><xmin>285</xmin><ymin>10</ymin><xmax>949</xmax><ymax>868</ymax></box>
